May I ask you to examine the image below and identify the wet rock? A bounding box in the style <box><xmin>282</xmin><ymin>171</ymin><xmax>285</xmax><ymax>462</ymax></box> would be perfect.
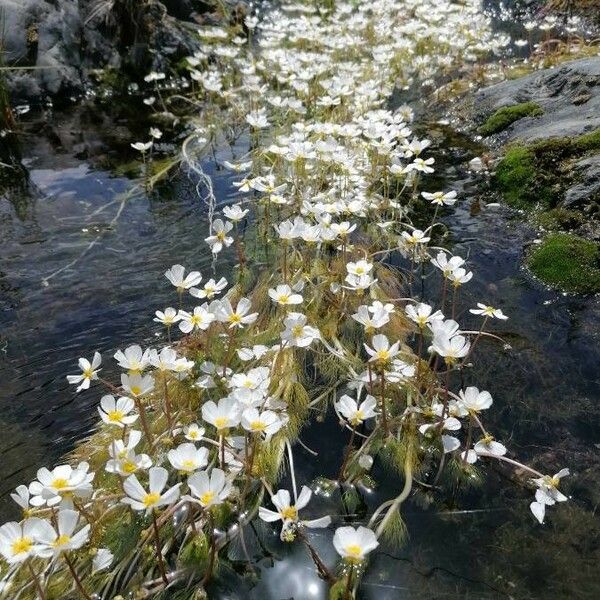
<box><xmin>2</xmin><ymin>0</ymin><xmax>207</xmax><ymax>104</ymax></box>
<box><xmin>562</xmin><ymin>155</ymin><xmax>600</xmax><ymax>209</ymax></box>
<box><xmin>474</xmin><ymin>57</ymin><xmax>600</xmax><ymax>142</ymax></box>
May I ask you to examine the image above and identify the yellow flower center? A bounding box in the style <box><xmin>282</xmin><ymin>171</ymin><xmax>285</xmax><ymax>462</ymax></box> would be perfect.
<box><xmin>130</xmin><ymin>385</ymin><xmax>142</xmax><ymax>396</ymax></box>
<box><xmin>217</xmin><ymin>231</ymin><xmax>226</xmax><ymax>241</ymax></box>
<box><xmin>191</xmin><ymin>315</ymin><xmax>203</xmax><ymax>325</ymax></box>
<box><xmin>229</xmin><ymin>313</ymin><xmax>242</xmax><ymax>324</ymax></box>
<box><xmin>11</xmin><ymin>537</ymin><xmax>33</xmax><ymax>556</ymax></box>
<box><xmin>187</xmin><ymin>431</ymin><xmax>199</xmax><ymax>440</ymax></box>
<box><xmin>143</xmin><ymin>493</ymin><xmax>161</xmax><ymax>507</ymax></box>
<box><xmin>107</xmin><ymin>410</ymin><xmax>124</xmax><ymax>422</ymax></box>
<box><xmin>280</xmin><ymin>506</ymin><xmax>297</xmax><ymax>520</ymax></box>
<box><xmin>350</xmin><ymin>410</ymin><xmax>364</xmax><ymax>426</ymax></box>
<box><xmin>291</xmin><ymin>325</ymin><xmax>304</xmax><ymax>337</ymax></box>
<box><xmin>214</xmin><ymin>417</ymin><xmax>229</xmax><ymax>429</ymax></box>
<box><xmin>51</xmin><ymin>478</ymin><xmax>69</xmax><ymax>490</ymax></box>
<box><xmin>182</xmin><ymin>460</ymin><xmax>197</xmax><ymax>470</ymax></box>
<box><xmin>355</xmin><ymin>267</ymin><xmax>364</xmax><ymax>274</ymax></box>
<box><xmin>278</xmin><ymin>294</ymin><xmax>290</xmax><ymax>303</ymax></box>
<box><xmin>83</xmin><ymin>367</ymin><xmax>94</xmax><ymax>379</ymax></box>
<box><xmin>376</xmin><ymin>350</ymin><xmax>389</xmax><ymax>361</ymax></box>
<box><xmin>200</xmin><ymin>491</ymin><xmax>215</xmax><ymax>506</ymax></box>
<box><xmin>122</xmin><ymin>460</ymin><xmax>138</xmax><ymax>474</ymax></box>
<box><xmin>52</xmin><ymin>534</ymin><xmax>71</xmax><ymax>548</ymax></box>
<box><xmin>345</xmin><ymin>544</ymin><xmax>362</xmax><ymax>560</ymax></box>
<box><xmin>250</xmin><ymin>420</ymin><xmax>266</xmax><ymax>432</ymax></box>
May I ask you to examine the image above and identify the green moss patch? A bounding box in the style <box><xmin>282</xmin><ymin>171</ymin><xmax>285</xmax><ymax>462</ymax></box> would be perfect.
<box><xmin>527</xmin><ymin>233</ymin><xmax>600</xmax><ymax>293</ymax></box>
<box><xmin>493</xmin><ymin>128</ymin><xmax>600</xmax><ymax>210</ymax></box>
<box><xmin>479</xmin><ymin>102</ymin><xmax>543</xmax><ymax>136</ymax></box>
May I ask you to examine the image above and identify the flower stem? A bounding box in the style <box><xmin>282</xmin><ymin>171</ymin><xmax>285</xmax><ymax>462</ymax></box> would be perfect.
<box><xmin>151</xmin><ymin>509</ymin><xmax>169</xmax><ymax>586</ymax></box>
<box><xmin>27</xmin><ymin>560</ymin><xmax>46</xmax><ymax>600</ymax></box>
<box><xmin>64</xmin><ymin>553</ymin><xmax>92</xmax><ymax>600</ymax></box>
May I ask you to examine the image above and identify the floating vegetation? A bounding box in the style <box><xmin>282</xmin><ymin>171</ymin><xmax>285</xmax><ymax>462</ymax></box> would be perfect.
<box><xmin>0</xmin><ymin>1</ymin><xmax>572</xmax><ymax>599</ymax></box>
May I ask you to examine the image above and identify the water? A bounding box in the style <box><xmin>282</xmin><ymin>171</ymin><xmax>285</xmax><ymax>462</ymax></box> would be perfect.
<box><xmin>1</xmin><ymin>24</ymin><xmax>600</xmax><ymax>600</ymax></box>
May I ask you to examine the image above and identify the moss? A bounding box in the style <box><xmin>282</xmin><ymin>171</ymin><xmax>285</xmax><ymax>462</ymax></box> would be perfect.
<box><xmin>527</xmin><ymin>233</ymin><xmax>600</xmax><ymax>293</ymax></box>
<box><xmin>478</xmin><ymin>102</ymin><xmax>543</xmax><ymax>136</ymax></box>
<box><xmin>536</xmin><ymin>208</ymin><xmax>585</xmax><ymax>231</ymax></box>
<box><xmin>493</xmin><ymin>129</ymin><xmax>600</xmax><ymax>210</ymax></box>
<box><xmin>574</xmin><ymin>128</ymin><xmax>600</xmax><ymax>153</ymax></box>
<box><xmin>493</xmin><ymin>146</ymin><xmax>540</xmax><ymax>208</ymax></box>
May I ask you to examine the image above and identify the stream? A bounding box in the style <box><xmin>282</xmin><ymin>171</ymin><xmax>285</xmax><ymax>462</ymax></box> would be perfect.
<box><xmin>1</xmin><ymin>3</ymin><xmax>599</xmax><ymax>599</ymax></box>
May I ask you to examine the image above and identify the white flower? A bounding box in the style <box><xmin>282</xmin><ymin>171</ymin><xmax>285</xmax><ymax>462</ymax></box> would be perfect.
<box><xmin>185</xmin><ymin>468</ymin><xmax>231</xmax><ymax>508</ymax></box>
<box><xmin>178</xmin><ymin>304</ymin><xmax>215</xmax><ymax>333</ymax></box>
<box><xmin>214</xmin><ymin>298</ymin><xmax>258</xmax><ymax>329</ymax></box>
<box><xmin>268</xmin><ymin>284</ymin><xmax>303</xmax><ymax>306</ymax></box>
<box><xmin>448</xmin><ymin>267</ymin><xmax>473</xmax><ymax>286</ymax></box>
<box><xmin>201</xmin><ymin>397</ymin><xmax>240</xmax><ymax>431</ymax></box>
<box><xmin>469</xmin><ymin>303</ymin><xmax>508</xmax><ymax>320</ymax></box>
<box><xmin>165</xmin><ymin>264</ymin><xmax>202</xmax><ymax>291</ymax></box>
<box><xmin>121</xmin><ymin>373</ymin><xmax>154</xmax><ymax>397</ymax></box>
<box><xmin>346</xmin><ymin>260</ymin><xmax>373</xmax><ymax>276</ymax></box>
<box><xmin>114</xmin><ymin>345</ymin><xmax>151</xmax><ymax>374</ymax></box>
<box><xmin>223</xmin><ymin>204</ymin><xmax>249</xmax><ymax>222</ymax></box>
<box><xmin>402</xmin><ymin>228</ymin><xmax>430</xmax><ymax>245</ymax></box>
<box><xmin>458</xmin><ymin>387</ymin><xmax>493</xmax><ymax>413</ymax></box>
<box><xmin>421</xmin><ymin>190</ymin><xmax>457</xmax><ymax>206</ymax></box>
<box><xmin>335</xmin><ymin>394</ymin><xmax>378</xmax><ymax>426</ymax></box>
<box><xmin>241</xmin><ymin>408</ymin><xmax>284</xmax><ymax>437</ymax></box>
<box><xmin>106</xmin><ymin>450</ymin><xmax>152</xmax><ymax>477</ymax></box>
<box><xmin>149</xmin><ymin>127</ymin><xmax>162</xmax><ymax>140</ymax></box>
<box><xmin>29</xmin><ymin>462</ymin><xmax>94</xmax><ymax>508</ymax></box>
<box><xmin>431</xmin><ymin>252</ymin><xmax>465</xmax><ymax>277</ymax></box>
<box><xmin>131</xmin><ymin>141</ymin><xmax>153</xmax><ymax>152</ymax></box>
<box><xmin>246</xmin><ymin>108</ymin><xmax>269</xmax><ymax>129</ymax></box>
<box><xmin>530</xmin><ymin>468</ymin><xmax>570</xmax><ymax>525</ymax></box>
<box><xmin>429</xmin><ymin>334</ymin><xmax>470</xmax><ymax>361</ymax></box>
<box><xmin>190</xmin><ymin>277</ymin><xmax>228</xmax><ymax>300</ymax></box>
<box><xmin>35</xmin><ymin>510</ymin><xmax>90</xmax><ymax>557</ymax></box>
<box><xmin>405</xmin><ymin>303</ymin><xmax>444</xmax><ymax>328</ymax></box>
<box><xmin>281</xmin><ymin>312</ymin><xmax>320</xmax><ymax>347</ymax></box>
<box><xmin>351</xmin><ymin>305</ymin><xmax>389</xmax><ymax>332</ymax></box>
<box><xmin>474</xmin><ymin>434</ymin><xmax>507</xmax><ymax>457</ymax></box>
<box><xmin>122</xmin><ymin>467</ymin><xmax>181</xmax><ymax>513</ymax></box>
<box><xmin>98</xmin><ymin>395</ymin><xmax>138</xmax><ymax>428</ymax></box>
<box><xmin>92</xmin><ymin>548</ymin><xmax>114</xmax><ymax>573</ymax></box>
<box><xmin>259</xmin><ymin>486</ymin><xmax>331</xmax><ymax>540</ymax></box>
<box><xmin>333</xmin><ymin>526</ymin><xmax>379</xmax><ymax>562</ymax></box>
<box><xmin>0</xmin><ymin>519</ymin><xmax>46</xmax><ymax>563</ymax></box>
<box><xmin>183</xmin><ymin>423</ymin><xmax>205</xmax><ymax>442</ymax></box>
<box><xmin>66</xmin><ymin>351</ymin><xmax>101</xmax><ymax>392</ymax></box>
<box><xmin>154</xmin><ymin>307</ymin><xmax>181</xmax><ymax>326</ymax></box>
<box><xmin>364</xmin><ymin>334</ymin><xmax>400</xmax><ymax>364</ymax></box>
<box><xmin>167</xmin><ymin>443</ymin><xmax>209</xmax><ymax>474</ymax></box>
<box><xmin>10</xmin><ymin>485</ymin><xmax>30</xmax><ymax>511</ymax></box>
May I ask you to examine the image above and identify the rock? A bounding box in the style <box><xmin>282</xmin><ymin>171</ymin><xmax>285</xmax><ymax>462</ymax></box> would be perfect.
<box><xmin>2</xmin><ymin>0</ymin><xmax>207</xmax><ymax>104</ymax></box>
<box><xmin>474</xmin><ymin>57</ymin><xmax>600</xmax><ymax>142</ymax></box>
<box><xmin>562</xmin><ymin>155</ymin><xmax>600</xmax><ymax>209</ymax></box>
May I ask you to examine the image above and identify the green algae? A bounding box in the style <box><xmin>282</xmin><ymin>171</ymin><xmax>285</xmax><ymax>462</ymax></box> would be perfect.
<box><xmin>478</xmin><ymin>102</ymin><xmax>543</xmax><ymax>136</ymax></box>
<box><xmin>527</xmin><ymin>233</ymin><xmax>600</xmax><ymax>293</ymax></box>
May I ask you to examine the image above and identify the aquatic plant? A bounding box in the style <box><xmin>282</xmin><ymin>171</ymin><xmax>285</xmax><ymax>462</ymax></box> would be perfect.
<box><xmin>0</xmin><ymin>1</ymin><xmax>571</xmax><ymax>599</ymax></box>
